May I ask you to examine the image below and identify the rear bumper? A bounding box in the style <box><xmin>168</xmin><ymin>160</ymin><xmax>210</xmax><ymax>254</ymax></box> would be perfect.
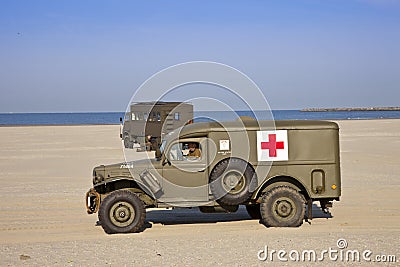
<box><xmin>85</xmin><ymin>188</ymin><xmax>100</xmax><ymax>214</ymax></box>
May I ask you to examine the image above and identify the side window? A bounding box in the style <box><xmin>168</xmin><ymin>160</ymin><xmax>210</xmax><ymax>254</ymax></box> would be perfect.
<box><xmin>167</xmin><ymin>142</ymin><xmax>202</xmax><ymax>161</ymax></box>
<box><xmin>168</xmin><ymin>143</ymin><xmax>183</xmax><ymax>161</ymax></box>
<box><xmin>183</xmin><ymin>142</ymin><xmax>202</xmax><ymax>160</ymax></box>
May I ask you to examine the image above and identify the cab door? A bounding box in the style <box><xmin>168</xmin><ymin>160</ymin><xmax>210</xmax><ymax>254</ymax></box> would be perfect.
<box><xmin>160</xmin><ymin>138</ymin><xmax>209</xmax><ymax>204</ymax></box>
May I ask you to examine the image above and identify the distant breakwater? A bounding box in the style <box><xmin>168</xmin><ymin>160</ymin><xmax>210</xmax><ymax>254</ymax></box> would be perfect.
<box><xmin>301</xmin><ymin>107</ymin><xmax>400</xmax><ymax>112</ymax></box>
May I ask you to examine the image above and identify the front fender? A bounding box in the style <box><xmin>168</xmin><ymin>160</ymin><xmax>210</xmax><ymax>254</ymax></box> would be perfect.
<box><xmin>94</xmin><ymin>177</ymin><xmax>157</xmax><ymax>200</ymax></box>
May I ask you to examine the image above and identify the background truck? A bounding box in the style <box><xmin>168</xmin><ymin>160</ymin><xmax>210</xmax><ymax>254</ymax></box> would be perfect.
<box><xmin>87</xmin><ymin>119</ymin><xmax>341</xmax><ymax>234</ymax></box>
<box><xmin>121</xmin><ymin>101</ymin><xmax>193</xmax><ymax>149</ymax></box>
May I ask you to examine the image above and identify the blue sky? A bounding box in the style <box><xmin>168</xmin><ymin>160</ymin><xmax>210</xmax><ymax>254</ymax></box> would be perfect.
<box><xmin>0</xmin><ymin>0</ymin><xmax>399</xmax><ymax>112</ymax></box>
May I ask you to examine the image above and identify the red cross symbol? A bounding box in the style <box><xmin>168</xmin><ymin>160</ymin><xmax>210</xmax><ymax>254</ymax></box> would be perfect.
<box><xmin>261</xmin><ymin>134</ymin><xmax>285</xmax><ymax>157</ymax></box>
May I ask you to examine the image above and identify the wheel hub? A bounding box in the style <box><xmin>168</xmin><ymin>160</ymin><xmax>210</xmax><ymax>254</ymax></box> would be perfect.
<box><xmin>119</xmin><ymin>210</ymin><xmax>126</xmax><ymax>218</ymax></box>
<box><xmin>222</xmin><ymin>171</ymin><xmax>246</xmax><ymax>194</ymax></box>
<box><xmin>109</xmin><ymin>201</ymin><xmax>135</xmax><ymax>227</ymax></box>
<box><xmin>114</xmin><ymin>205</ymin><xmax>131</xmax><ymax>222</ymax></box>
<box><xmin>274</xmin><ymin>198</ymin><xmax>295</xmax><ymax>218</ymax></box>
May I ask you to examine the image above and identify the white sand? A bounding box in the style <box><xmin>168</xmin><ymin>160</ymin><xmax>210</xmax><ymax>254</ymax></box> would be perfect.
<box><xmin>0</xmin><ymin>120</ymin><xmax>399</xmax><ymax>265</ymax></box>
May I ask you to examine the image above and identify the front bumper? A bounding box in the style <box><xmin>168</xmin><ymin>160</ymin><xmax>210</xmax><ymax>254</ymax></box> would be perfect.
<box><xmin>85</xmin><ymin>188</ymin><xmax>100</xmax><ymax>214</ymax></box>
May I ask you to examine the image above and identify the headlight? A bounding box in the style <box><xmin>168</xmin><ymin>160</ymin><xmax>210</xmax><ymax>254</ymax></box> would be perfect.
<box><xmin>92</xmin><ymin>170</ymin><xmax>104</xmax><ymax>184</ymax></box>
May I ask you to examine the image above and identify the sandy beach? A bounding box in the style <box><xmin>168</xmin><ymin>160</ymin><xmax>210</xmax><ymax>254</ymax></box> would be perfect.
<box><xmin>0</xmin><ymin>120</ymin><xmax>399</xmax><ymax>266</ymax></box>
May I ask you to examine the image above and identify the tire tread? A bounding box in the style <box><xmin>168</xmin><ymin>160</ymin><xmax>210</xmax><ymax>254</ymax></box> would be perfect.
<box><xmin>99</xmin><ymin>190</ymin><xmax>146</xmax><ymax>234</ymax></box>
<box><xmin>260</xmin><ymin>185</ymin><xmax>306</xmax><ymax>227</ymax></box>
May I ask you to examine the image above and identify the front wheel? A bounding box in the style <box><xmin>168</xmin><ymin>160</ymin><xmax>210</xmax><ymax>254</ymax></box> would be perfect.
<box><xmin>99</xmin><ymin>190</ymin><xmax>146</xmax><ymax>234</ymax></box>
<box><xmin>260</xmin><ymin>186</ymin><xmax>305</xmax><ymax>227</ymax></box>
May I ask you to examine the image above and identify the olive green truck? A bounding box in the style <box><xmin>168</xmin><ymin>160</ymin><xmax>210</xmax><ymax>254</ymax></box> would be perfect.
<box><xmin>86</xmin><ymin>120</ymin><xmax>341</xmax><ymax>234</ymax></box>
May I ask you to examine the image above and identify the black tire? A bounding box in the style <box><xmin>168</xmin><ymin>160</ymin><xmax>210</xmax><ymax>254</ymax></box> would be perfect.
<box><xmin>209</xmin><ymin>158</ymin><xmax>256</xmax><ymax>206</ymax></box>
<box><xmin>246</xmin><ymin>204</ymin><xmax>261</xmax><ymax>219</ymax></box>
<box><xmin>260</xmin><ymin>185</ymin><xmax>306</xmax><ymax>227</ymax></box>
<box><xmin>98</xmin><ymin>190</ymin><xmax>146</xmax><ymax>234</ymax></box>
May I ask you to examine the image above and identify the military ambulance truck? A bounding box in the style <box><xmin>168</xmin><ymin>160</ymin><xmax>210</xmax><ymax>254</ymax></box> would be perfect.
<box><xmin>86</xmin><ymin>120</ymin><xmax>341</xmax><ymax>234</ymax></box>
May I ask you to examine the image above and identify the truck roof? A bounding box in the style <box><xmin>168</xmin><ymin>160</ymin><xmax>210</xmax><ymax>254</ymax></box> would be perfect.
<box><xmin>177</xmin><ymin>120</ymin><xmax>338</xmax><ymax>138</ymax></box>
<box><xmin>130</xmin><ymin>101</ymin><xmax>193</xmax><ymax>107</ymax></box>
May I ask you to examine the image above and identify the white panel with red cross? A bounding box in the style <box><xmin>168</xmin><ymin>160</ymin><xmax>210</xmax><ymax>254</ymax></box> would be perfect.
<box><xmin>256</xmin><ymin>130</ymin><xmax>288</xmax><ymax>161</ymax></box>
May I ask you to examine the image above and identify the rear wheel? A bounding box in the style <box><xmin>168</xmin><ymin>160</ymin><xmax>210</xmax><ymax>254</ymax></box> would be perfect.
<box><xmin>99</xmin><ymin>190</ymin><xmax>146</xmax><ymax>234</ymax></box>
<box><xmin>246</xmin><ymin>204</ymin><xmax>261</xmax><ymax>219</ymax></box>
<box><xmin>260</xmin><ymin>186</ymin><xmax>305</xmax><ymax>227</ymax></box>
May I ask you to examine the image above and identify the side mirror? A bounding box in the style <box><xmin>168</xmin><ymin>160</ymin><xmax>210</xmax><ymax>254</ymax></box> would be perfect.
<box><xmin>161</xmin><ymin>156</ymin><xmax>171</xmax><ymax>166</ymax></box>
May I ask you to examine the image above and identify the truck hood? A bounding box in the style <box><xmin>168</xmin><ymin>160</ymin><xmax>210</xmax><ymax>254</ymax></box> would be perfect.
<box><xmin>93</xmin><ymin>158</ymin><xmax>161</xmax><ymax>185</ymax></box>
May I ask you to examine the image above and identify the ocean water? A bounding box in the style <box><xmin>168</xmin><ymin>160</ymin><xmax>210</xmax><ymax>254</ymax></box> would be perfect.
<box><xmin>195</xmin><ymin>110</ymin><xmax>400</xmax><ymax>122</ymax></box>
<box><xmin>0</xmin><ymin>110</ymin><xmax>399</xmax><ymax>126</ymax></box>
